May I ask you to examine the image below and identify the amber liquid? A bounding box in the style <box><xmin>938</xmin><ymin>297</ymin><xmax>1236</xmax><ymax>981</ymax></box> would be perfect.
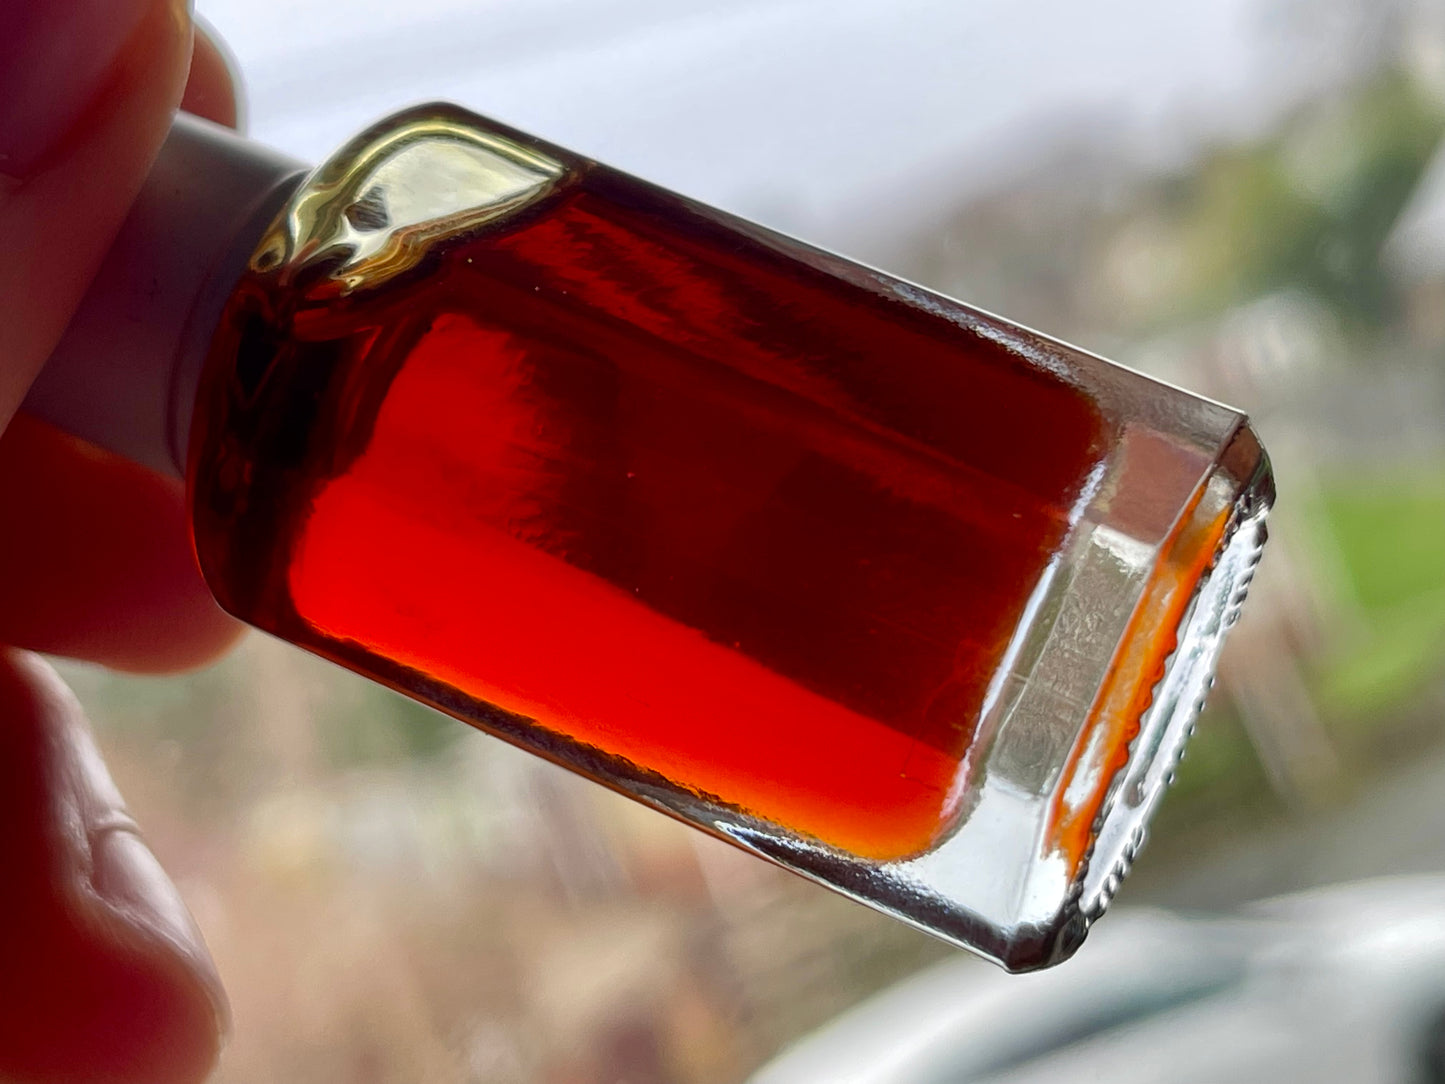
<box><xmin>190</xmin><ymin>166</ymin><xmax>1108</xmax><ymax>861</ymax></box>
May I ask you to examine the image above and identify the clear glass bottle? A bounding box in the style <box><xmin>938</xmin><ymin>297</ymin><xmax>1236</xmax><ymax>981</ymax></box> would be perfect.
<box><xmin>30</xmin><ymin>104</ymin><xmax>1271</xmax><ymax>971</ymax></box>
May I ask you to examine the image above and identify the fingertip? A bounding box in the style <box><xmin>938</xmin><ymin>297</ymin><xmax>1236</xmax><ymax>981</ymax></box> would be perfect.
<box><xmin>182</xmin><ymin>20</ymin><xmax>244</xmax><ymax>131</ymax></box>
<box><xmin>0</xmin><ymin>415</ymin><xmax>244</xmax><ymax>674</ymax></box>
<box><xmin>0</xmin><ymin>0</ymin><xmax>193</xmax><ymax>431</ymax></box>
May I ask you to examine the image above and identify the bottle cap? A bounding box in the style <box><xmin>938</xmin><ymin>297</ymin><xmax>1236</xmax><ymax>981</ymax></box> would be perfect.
<box><xmin>22</xmin><ymin>114</ymin><xmax>306</xmax><ymax>478</ymax></box>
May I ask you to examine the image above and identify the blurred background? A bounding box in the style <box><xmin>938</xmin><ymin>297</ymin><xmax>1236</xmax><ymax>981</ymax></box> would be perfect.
<box><xmin>58</xmin><ymin>0</ymin><xmax>1445</xmax><ymax>1079</ymax></box>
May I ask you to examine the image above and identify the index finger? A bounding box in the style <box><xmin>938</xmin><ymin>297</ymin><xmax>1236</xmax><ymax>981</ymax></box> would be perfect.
<box><xmin>0</xmin><ymin>22</ymin><xmax>249</xmax><ymax>673</ymax></box>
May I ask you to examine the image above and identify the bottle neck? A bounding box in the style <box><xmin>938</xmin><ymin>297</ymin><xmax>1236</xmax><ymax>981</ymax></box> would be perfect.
<box><xmin>23</xmin><ymin>114</ymin><xmax>307</xmax><ymax>478</ymax></box>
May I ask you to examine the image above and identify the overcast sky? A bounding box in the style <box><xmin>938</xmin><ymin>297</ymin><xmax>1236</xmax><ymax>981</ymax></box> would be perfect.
<box><xmin>197</xmin><ymin>0</ymin><xmax>1391</xmax><ymax>245</ymax></box>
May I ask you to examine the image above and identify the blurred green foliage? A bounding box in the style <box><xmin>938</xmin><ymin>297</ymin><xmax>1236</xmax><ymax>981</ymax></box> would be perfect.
<box><xmin>1311</xmin><ymin>474</ymin><xmax>1445</xmax><ymax>715</ymax></box>
<box><xmin>1156</xmin><ymin>707</ymin><xmax>1279</xmax><ymax>823</ymax></box>
<box><xmin>1147</xmin><ymin>68</ymin><xmax>1443</xmax><ymax>330</ymax></box>
<box><xmin>316</xmin><ymin>685</ymin><xmax>463</xmax><ymax>769</ymax></box>
<box><xmin>1314</xmin><ymin>472</ymin><xmax>1445</xmax><ymax>611</ymax></box>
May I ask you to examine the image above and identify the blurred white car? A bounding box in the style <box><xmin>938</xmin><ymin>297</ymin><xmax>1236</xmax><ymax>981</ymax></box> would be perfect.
<box><xmin>750</xmin><ymin>877</ymin><xmax>1445</xmax><ymax>1084</ymax></box>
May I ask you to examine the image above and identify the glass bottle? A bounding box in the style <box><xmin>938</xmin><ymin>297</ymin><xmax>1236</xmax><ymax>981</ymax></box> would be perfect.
<box><xmin>28</xmin><ymin>105</ymin><xmax>1271</xmax><ymax>972</ymax></box>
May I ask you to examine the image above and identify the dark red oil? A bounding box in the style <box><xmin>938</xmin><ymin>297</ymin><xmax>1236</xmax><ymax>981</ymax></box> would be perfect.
<box><xmin>190</xmin><ymin>166</ymin><xmax>1109</xmax><ymax>861</ymax></box>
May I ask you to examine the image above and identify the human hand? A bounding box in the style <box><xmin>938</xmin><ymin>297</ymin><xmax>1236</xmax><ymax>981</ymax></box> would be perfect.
<box><xmin>0</xmin><ymin>2</ymin><xmax>245</xmax><ymax>1079</ymax></box>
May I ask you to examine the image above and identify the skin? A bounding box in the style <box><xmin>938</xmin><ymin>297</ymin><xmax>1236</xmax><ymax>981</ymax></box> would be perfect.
<box><xmin>0</xmin><ymin>6</ymin><xmax>244</xmax><ymax>1081</ymax></box>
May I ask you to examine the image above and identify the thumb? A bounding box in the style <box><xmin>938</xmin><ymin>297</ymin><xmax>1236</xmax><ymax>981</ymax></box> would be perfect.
<box><xmin>0</xmin><ymin>650</ymin><xmax>227</xmax><ymax>1083</ymax></box>
<box><xmin>0</xmin><ymin>0</ymin><xmax>193</xmax><ymax>433</ymax></box>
